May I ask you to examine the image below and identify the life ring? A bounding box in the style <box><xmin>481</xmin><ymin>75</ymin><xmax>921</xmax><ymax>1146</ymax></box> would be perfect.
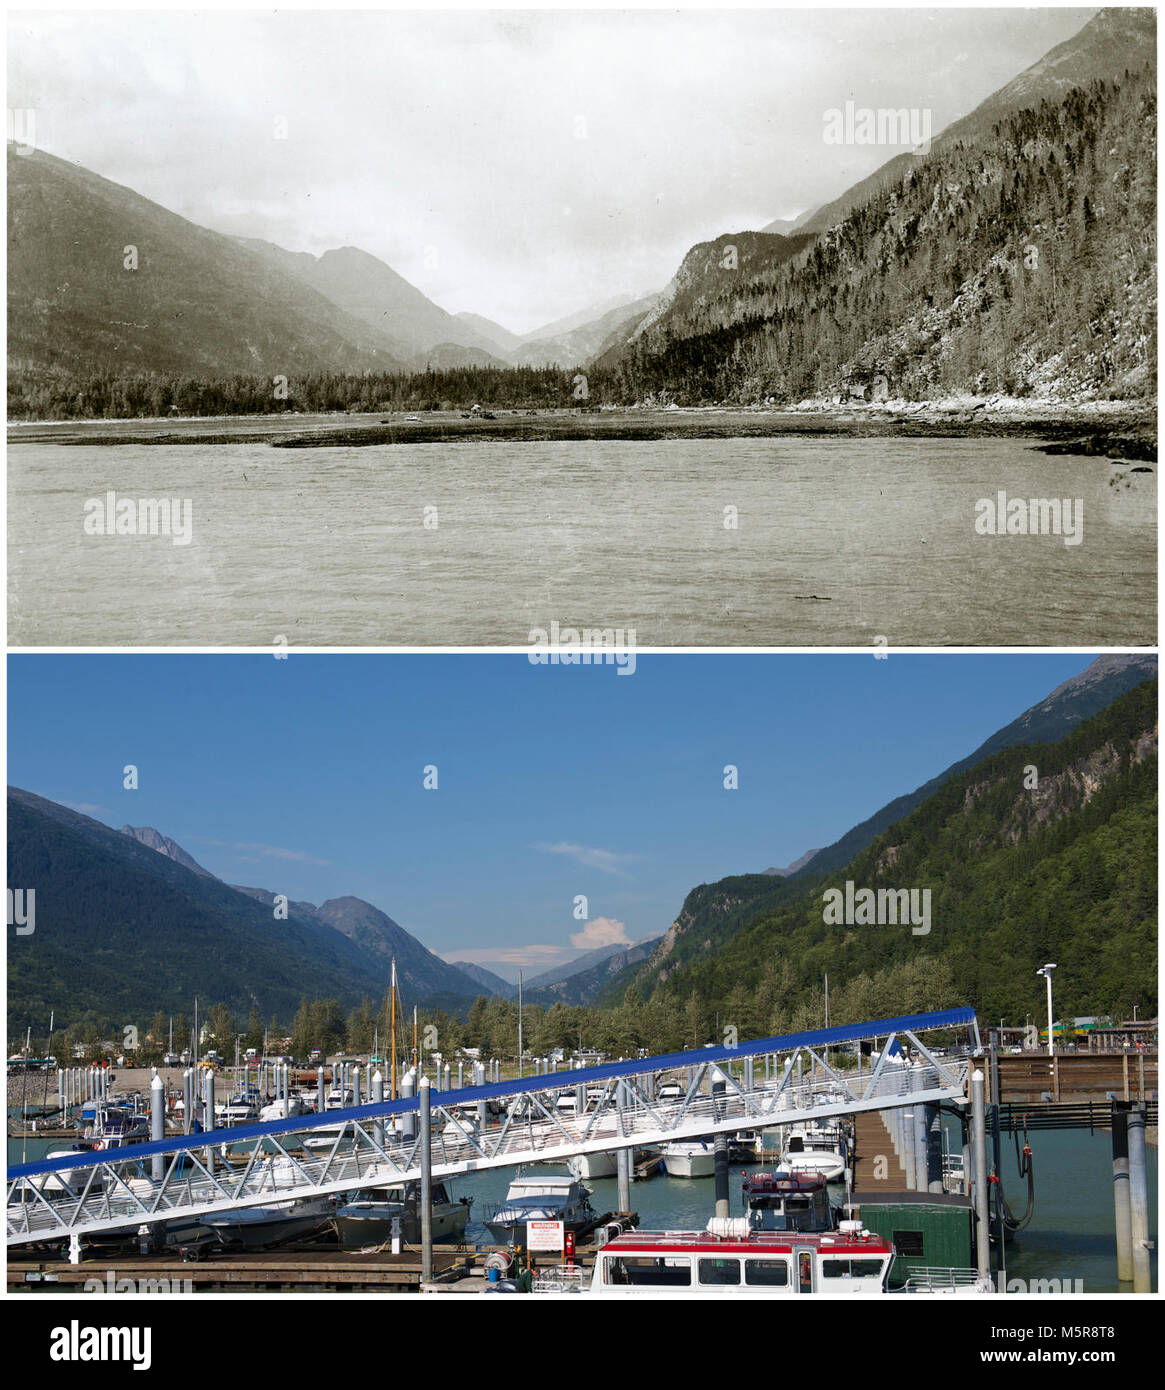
<box><xmin>93</xmin><ymin>1140</ymin><xmax>105</xmax><ymax>1150</ymax></box>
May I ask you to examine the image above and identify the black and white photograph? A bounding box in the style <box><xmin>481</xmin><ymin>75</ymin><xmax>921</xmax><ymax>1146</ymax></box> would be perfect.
<box><xmin>6</xmin><ymin>5</ymin><xmax>1156</xmax><ymax>646</ymax></box>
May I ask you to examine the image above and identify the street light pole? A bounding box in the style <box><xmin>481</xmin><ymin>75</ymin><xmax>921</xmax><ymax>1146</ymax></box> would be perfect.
<box><xmin>1037</xmin><ymin>964</ymin><xmax>1057</xmax><ymax>1058</ymax></box>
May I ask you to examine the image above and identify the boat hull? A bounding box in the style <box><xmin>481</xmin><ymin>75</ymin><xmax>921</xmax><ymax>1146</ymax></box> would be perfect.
<box><xmin>335</xmin><ymin>1203</ymin><xmax>469</xmax><ymax>1249</ymax></box>
<box><xmin>567</xmin><ymin>1151</ymin><xmax>618</xmax><ymax>1180</ymax></box>
<box><xmin>662</xmin><ymin>1147</ymin><xmax>716</xmax><ymax>1179</ymax></box>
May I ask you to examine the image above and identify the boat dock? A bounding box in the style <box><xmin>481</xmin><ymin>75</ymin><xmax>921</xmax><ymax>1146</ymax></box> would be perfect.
<box><xmin>7</xmin><ymin>1230</ymin><xmax>641</xmax><ymax>1293</ymax></box>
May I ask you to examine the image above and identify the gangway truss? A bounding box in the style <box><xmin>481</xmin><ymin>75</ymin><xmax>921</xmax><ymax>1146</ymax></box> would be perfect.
<box><xmin>8</xmin><ymin>1006</ymin><xmax>979</xmax><ymax>1247</ymax></box>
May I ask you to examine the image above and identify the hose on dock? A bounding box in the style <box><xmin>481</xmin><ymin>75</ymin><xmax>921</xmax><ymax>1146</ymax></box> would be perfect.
<box><xmin>1000</xmin><ymin>1118</ymin><xmax>1035</xmax><ymax>1233</ymax></box>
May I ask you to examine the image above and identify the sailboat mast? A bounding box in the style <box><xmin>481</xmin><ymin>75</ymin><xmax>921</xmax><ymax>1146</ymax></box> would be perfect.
<box><xmin>390</xmin><ymin>960</ymin><xmax>397</xmax><ymax>1102</ymax></box>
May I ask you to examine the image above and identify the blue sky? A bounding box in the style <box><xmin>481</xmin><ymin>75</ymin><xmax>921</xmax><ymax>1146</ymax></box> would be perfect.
<box><xmin>7</xmin><ymin>653</ymin><xmax>1096</xmax><ymax>980</ymax></box>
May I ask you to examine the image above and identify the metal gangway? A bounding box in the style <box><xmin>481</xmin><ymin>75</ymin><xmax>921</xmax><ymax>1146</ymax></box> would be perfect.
<box><xmin>8</xmin><ymin>1006</ymin><xmax>979</xmax><ymax>1251</ymax></box>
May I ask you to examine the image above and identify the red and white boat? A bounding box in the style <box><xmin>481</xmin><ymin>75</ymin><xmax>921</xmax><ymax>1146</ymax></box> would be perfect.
<box><xmin>586</xmin><ymin>1220</ymin><xmax>992</xmax><ymax>1297</ymax></box>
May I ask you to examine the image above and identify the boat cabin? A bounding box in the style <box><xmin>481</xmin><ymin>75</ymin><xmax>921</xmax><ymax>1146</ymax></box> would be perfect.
<box><xmin>742</xmin><ymin>1171</ymin><xmax>836</xmax><ymax>1233</ymax></box>
<box><xmin>590</xmin><ymin>1222</ymin><xmax>893</xmax><ymax>1296</ymax></box>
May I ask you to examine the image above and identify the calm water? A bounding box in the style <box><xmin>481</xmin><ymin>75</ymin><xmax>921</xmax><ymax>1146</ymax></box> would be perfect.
<box><xmin>7</xmin><ymin>437</ymin><xmax>1156</xmax><ymax>645</ymax></box>
<box><xmin>10</xmin><ymin>1126</ymin><xmax>1154</xmax><ymax>1291</ymax></box>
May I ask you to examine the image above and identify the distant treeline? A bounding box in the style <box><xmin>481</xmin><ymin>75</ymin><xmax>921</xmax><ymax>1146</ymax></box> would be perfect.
<box><xmin>7</xmin><ymin>363</ymin><xmax>629</xmax><ymax>421</ymax></box>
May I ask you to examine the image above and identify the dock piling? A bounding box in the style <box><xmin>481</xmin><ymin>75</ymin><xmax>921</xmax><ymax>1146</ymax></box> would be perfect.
<box><xmin>1111</xmin><ymin>1101</ymin><xmax>1133</xmax><ymax>1283</ymax></box>
<box><xmin>150</xmin><ymin>1073</ymin><xmax>165</xmax><ymax>1181</ymax></box>
<box><xmin>1127</xmin><ymin>1103</ymin><xmax>1152</xmax><ymax>1292</ymax></box>
<box><xmin>713</xmin><ymin>1072</ymin><xmax>729</xmax><ymax>1219</ymax></box>
<box><xmin>419</xmin><ymin>1076</ymin><xmax>433</xmax><ymax>1285</ymax></box>
<box><xmin>971</xmin><ymin>1069</ymin><xmax>990</xmax><ymax>1283</ymax></box>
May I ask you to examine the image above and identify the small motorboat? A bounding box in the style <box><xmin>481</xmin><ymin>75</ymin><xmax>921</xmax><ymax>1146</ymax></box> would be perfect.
<box><xmin>334</xmin><ymin>1181</ymin><xmax>472</xmax><ymax>1248</ymax></box>
<box><xmin>203</xmin><ymin>1195</ymin><xmax>335</xmax><ymax>1250</ymax></box>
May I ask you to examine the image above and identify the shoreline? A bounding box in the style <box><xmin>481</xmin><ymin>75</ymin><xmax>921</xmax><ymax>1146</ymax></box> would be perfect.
<box><xmin>6</xmin><ymin>399</ymin><xmax>1157</xmax><ymax>460</ymax></box>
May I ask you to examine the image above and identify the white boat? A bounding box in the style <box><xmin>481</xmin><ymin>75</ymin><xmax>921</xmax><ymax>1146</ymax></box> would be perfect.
<box><xmin>484</xmin><ymin>1173</ymin><xmax>596</xmax><ymax>1246</ymax></box>
<box><xmin>203</xmin><ymin>1194</ymin><xmax>334</xmax><ymax>1249</ymax></box>
<box><xmin>259</xmin><ymin>1095</ymin><xmax>306</xmax><ymax>1122</ymax></box>
<box><xmin>779</xmin><ymin>1124</ymin><xmax>848</xmax><ymax>1183</ymax></box>
<box><xmin>662</xmin><ymin>1137</ymin><xmax>716</xmax><ymax>1178</ymax></box>
<box><xmin>335</xmin><ymin>1181</ymin><xmax>471</xmax><ymax>1247</ymax></box>
<box><xmin>215</xmin><ymin>1093</ymin><xmax>260</xmax><ymax>1126</ymax></box>
<box><xmin>40</xmin><ymin>1109</ymin><xmax>152</xmax><ymax>1194</ymax></box>
<box><xmin>567</xmin><ymin>1150</ymin><xmax>618</xmax><ymax>1180</ymax></box>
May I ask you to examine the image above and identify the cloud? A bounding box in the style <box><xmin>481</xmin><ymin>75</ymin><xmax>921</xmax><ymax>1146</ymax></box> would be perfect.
<box><xmin>447</xmin><ymin>945</ymin><xmax>573</xmax><ymax>969</ymax></box>
<box><xmin>537</xmin><ymin>842</ymin><xmax>636</xmax><ymax>875</ymax></box>
<box><xmin>193</xmin><ymin>838</ymin><xmax>331</xmax><ymax>868</ymax></box>
<box><xmin>59</xmin><ymin>800</ymin><xmax>114</xmax><ymax>818</ymax></box>
<box><xmin>570</xmin><ymin>916</ymin><xmax>633</xmax><ymax>950</ymax></box>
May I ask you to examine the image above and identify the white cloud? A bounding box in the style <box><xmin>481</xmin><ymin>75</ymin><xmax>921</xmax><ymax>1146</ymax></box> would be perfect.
<box><xmin>537</xmin><ymin>842</ymin><xmax>636</xmax><ymax>875</ymax></box>
<box><xmin>570</xmin><ymin>916</ymin><xmax>633</xmax><ymax>950</ymax></box>
<box><xmin>59</xmin><ymin>800</ymin><xmax>114</xmax><ymax>818</ymax></box>
<box><xmin>447</xmin><ymin>945</ymin><xmax>573</xmax><ymax>969</ymax></box>
<box><xmin>194</xmin><ymin>838</ymin><xmax>331</xmax><ymax>868</ymax></box>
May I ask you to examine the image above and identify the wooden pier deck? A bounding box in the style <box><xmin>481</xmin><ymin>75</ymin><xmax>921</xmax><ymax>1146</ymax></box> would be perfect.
<box><xmin>9</xmin><ymin>1248</ymin><xmax>474</xmax><ymax>1291</ymax></box>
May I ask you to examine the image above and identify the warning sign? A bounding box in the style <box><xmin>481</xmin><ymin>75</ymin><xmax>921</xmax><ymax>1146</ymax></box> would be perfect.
<box><xmin>527</xmin><ymin>1220</ymin><xmax>565</xmax><ymax>1252</ymax></box>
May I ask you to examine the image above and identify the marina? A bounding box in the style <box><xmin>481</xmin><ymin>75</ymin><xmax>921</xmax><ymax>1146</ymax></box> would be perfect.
<box><xmin>7</xmin><ymin>1009</ymin><xmax>1157</xmax><ymax>1296</ymax></box>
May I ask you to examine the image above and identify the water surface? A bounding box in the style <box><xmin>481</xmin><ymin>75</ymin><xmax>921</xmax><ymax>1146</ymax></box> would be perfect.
<box><xmin>8</xmin><ymin>437</ymin><xmax>1155</xmax><ymax>645</ymax></box>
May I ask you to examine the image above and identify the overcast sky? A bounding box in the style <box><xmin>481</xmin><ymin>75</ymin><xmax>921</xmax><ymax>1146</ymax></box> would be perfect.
<box><xmin>8</xmin><ymin>6</ymin><xmax>1097</xmax><ymax>333</ymax></box>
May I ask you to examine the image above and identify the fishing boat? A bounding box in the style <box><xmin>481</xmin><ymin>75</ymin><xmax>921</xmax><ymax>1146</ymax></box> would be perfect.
<box><xmin>661</xmin><ymin>1137</ymin><xmax>716</xmax><ymax>1178</ymax></box>
<box><xmin>484</xmin><ymin>1172</ymin><xmax>596</xmax><ymax>1246</ymax></box>
<box><xmin>334</xmin><ymin>1181</ymin><xmax>472</xmax><ymax>1247</ymax></box>
<box><xmin>203</xmin><ymin>1195</ymin><xmax>335</xmax><ymax>1250</ymax></box>
<box><xmin>742</xmin><ymin>1171</ymin><xmax>837</xmax><ymax>1233</ymax></box>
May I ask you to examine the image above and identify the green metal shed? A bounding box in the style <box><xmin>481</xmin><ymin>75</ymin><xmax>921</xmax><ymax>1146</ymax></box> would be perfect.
<box><xmin>846</xmin><ymin>1192</ymin><xmax>975</xmax><ymax>1287</ymax></box>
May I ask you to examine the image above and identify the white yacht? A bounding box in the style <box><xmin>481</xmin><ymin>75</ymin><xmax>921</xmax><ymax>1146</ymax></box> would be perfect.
<box><xmin>661</xmin><ymin>1137</ymin><xmax>716</xmax><ymax>1178</ymax></box>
